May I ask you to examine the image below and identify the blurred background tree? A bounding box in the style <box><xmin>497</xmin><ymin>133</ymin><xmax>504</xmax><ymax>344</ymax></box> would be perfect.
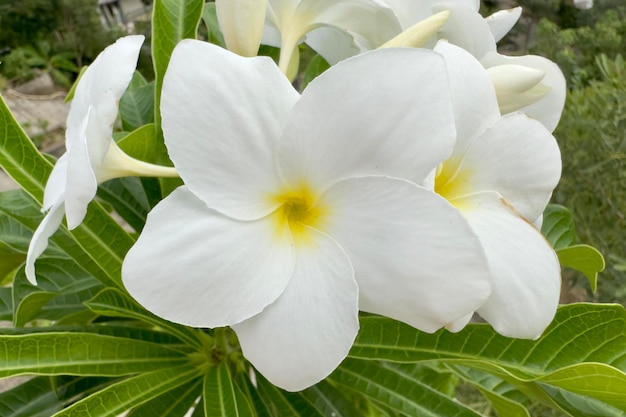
<box><xmin>0</xmin><ymin>0</ymin><xmax>126</xmax><ymax>87</ymax></box>
<box><xmin>486</xmin><ymin>0</ymin><xmax>626</xmax><ymax>304</ymax></box>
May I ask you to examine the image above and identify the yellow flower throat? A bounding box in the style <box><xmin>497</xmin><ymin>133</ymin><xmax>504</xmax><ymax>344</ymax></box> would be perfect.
<box><xmin>272</xmin><ymin>184</ymin><xmax>326</xmax><ymax>243</ymax></box>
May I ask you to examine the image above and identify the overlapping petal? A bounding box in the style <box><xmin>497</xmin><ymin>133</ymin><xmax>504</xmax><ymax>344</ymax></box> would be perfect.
<box><xmin>434</xmin><ymin>41</ymin><xmax>500</xmax><ymax>158</ymax></box>
<box><xmin>486</xmin><ymin>7</ymin><xmax>522</xmax><ymax>43</ymax></box>
<box><xmin>444</xmin><ymin>113</ymin><xmax>561</xmax><ymax>222</ymax></box>
<box><xmin>277</xmin><ymin>47</ymin><xmax>455</xmax><ymax>191</ymax></box>
<box><xmin>122</xmin><ymin>187</ymin><xmax>295</xmax><ymax>328</ymax></box>
<box><xmin>161</xmin><ymin>40</ymin><xmax>298</xmax><ymax>221</ymax></box>
<box><xmin>481</xmin><ymin>51</ymin><xmax>566</xmax><ymax>132</ymax></box>
<box><xmin>457</xmin><ymin>192</ymin><xmax>561</xmax><ymax>339</ymax></box>
<box><xmin>232</xmin><ymin>227</ymin><xmax>358</xmax><ymax>392</ymax></box>
<box><xmin>216</xmin><ymin>0</ymin><xmax>267</xmax><ymax>57</ymax></box>
<box><xmin>319</xmin><ymin>176</ymin><xmax>492</xmax><ymax>332</ymax></box>
<box><xmin>265</xmin><ymin>0</ymin><xmax>401</xmax><ymax>70</ymax></box>
<box><xmin>66</xmin><ymin>35</ymin><xmax>144</xmax><ymax>162</ymax></box>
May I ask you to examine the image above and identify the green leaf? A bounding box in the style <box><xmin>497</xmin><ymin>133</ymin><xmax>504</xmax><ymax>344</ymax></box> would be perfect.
<box><xmin>557</xmin><ymin>244</ymin><xmax>605</xmax><ymax>291</ymax></box>
<box><xmin>97</xmin><ymin>177</ymin><xmax>151</xmax><ymax>232</ymax></box>
<box><xmin>0</xmin><ymin>376</ymin><xmax>112</xmax><ymax>417</ymax></box>
<box><xmin>85</xmin><ymin>288</ymin><xmax>203</xmax><ymax>349</ymax></box>
<box><xmin>542</xmin><ymin>204</ymin><xmax>576</xmax><ymax>250</ymax></box>
<box><xmin>152</xmin><ymin>0</ymin><xmax>204</xmax><ymax>148</ymax></box>
<box><xmin>201</xmin><ymin>2</ymin><xmax>226</xmax><ymax>48</ymax></box>
<box><xmin>0</xmin><ymin>93</ymin><xmax>54</xmax><ymax>203</ymax></box>
<box><xmin>254</xmin><ymin>374</ymin><xmax>325</xmax><ymax>417</ymax></box>
<box><xmin>51</xmin><ymin>366</ymin><xmax>201</xmax><ymax>417</ymax></box>
<box><xmin>0</xmin><ymin>286</ymin><xmax>12</xmax><ymax>320</ymax></box>
<box><xmin>0</xmin><ymin>324</ymin><xmax>184</xmax><ymax>346</ymax></box>
<box><xmin>0</xmin><ymin>189</ymin><xmax>133</xmax><ymax>289</ymax></box>
<box><xmin>117</xmin><ymin>123</ymin><xmax>159</xmax><ymax>164</ymax></box>
<box><xmin>0</xmin><ymin>333</ymin><xmax>188</xmax><ymax>378</ymax></box>
<box><xmin>299</xmin><ymin>380</ymin><xmax>366</xmax><ymax>417</ymax></box>
<box><xmin>12</xmin><ymin>258</ymin><xmax>102</xmax><ymax>327</ymax></box>
<box><xmin>203</xmin><ymin>362</ymin><xmax>255</xmax><ymax>417</ymax></box>
<box><xmin>128</xmin><ymin>378</ymin><xmax>202</xmax><ymax>417</ymax></box>
<box><xmin>119</xmin><ymin>74</ymin><xmax>155</xmax><ymax>131</ymax></box>
<box><xmin>350</xmin><ymin>304</ymin><xmax>626</xmax><ymax>413</ymax></box>
<box><xmin>302</xmin><ymin>54</ymin><xmax>330</xmax><ymax>91</ymax></box>
<box><xmin>330</xmin><ymin>359</ymin><xmax>482</xmax><ymax>417</ymax></box>
<box><xmin>451</xmin><ymin>366</ymin><xmax>530</xmax><ymax>417</ymax></box>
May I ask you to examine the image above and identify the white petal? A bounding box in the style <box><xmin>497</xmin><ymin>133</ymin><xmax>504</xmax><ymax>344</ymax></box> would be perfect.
<box><xmin>232</xmin><ymin>227</ymin><xmax>358</xmax><ymax>392</ymax></box>
<box><xmin>42</xmin><ymin>154</ymin><xmax>69</xmax><ymax>212</ymax></box>
<box><xmin>380</xmin><ymin>0</ymin><xmax>431</xmax><ymax>29</ymax></box>
<box><xmin>434</xmin><ymin>41</ymin><xmax>500</xmax><ymax>158</ymax></box>
<box><xmin>433</xmin><ymin>1</ymin><xmax>496</xmax><ymax>60</ymax></box>
<box><xmin>445</xmin><ymin>113</ymin><xmax>561</xmax><ymax>222</ymax></box>
<box><xmin>122</xmin><ymin>187</ymin><xmax>295</xmax><ymax>328</ymax></box>
<box><xmin>65</xmin><ymin>107</ymin><xmax>98</xmax><ymax>230</ymax></box>
<box><xmin>481</xmin><ymin>52</ymin><xmax>566</xmax><ymax>132</ymax></box>
<box><xmin>305</xmin><ymin>27</ymin><xmax>361</xmax><ymax>65</ymax></box>
<box><xmin>161</xmin><ymin>40</ymin><xmax>298</xmax><ymax>220</ymax></box>
<box><xmin>66</xmin><ymin>35</ymin><xmax>143</xmax><ymax>161</ymax></box>
<box><xmin>486</xmin><ymin>7</ymin><xmax>522</xmax><ymax>43</ymax></box>
<box><xmin>320</xmin><ymin>176</ymin><xmax>492</xmax><ymax>333</ymax></box>
<box><xmin>26</xmin><ymin>201</ymin><xmax>66</xmax><ymax>285</ymax></box>
<box><xmin>278</xmin><ymin>48</ymin><xmax>455</xmax><ymax>191</ymax></box>
<box><xmin>457</xmin><ymin>192</ymin><xmax>561</xmax><ymax>339</ymax></box>
<box><xmin>216</xmin><ymin>0</ymin><xmax>267</xmax><ymax>57</ymax></box>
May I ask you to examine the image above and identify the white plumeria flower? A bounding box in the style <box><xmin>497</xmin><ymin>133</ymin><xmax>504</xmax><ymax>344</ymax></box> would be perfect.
<box><xmin>26</xmin><ymin>35</ymin><xmax>178</xmax><ymax>284</ymax></box>
<box><xmin>382</xmin><ymin>0</ymin><xmax>566</xmax><ymax>132</ymax></box>
<box><xmin>432</xmin><ymin>41</ymin><xmax>562</xmax><ymax>338</ymax></box>
<box><xmin>262</xmin><ymin>0</ymin><xmax>401</xmax><ymax>74</ymax></box>
<box><xmin>122</xmin><ymin>40</ymin><xmax>493</xmax><ymax>391</ymax></box>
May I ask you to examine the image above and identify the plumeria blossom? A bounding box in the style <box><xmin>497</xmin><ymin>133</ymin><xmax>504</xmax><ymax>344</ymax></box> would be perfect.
<box><xmin>26</xmin><ymin>35</ymin><xmax>178</xmax><ymax>284</ymax></box>
<box><xmin>122</xmin><ymin>40</ymin><xmax>493</xmax><ymax>391</ymax></box>
<box><xmin>262</xmin><ymin>0</ymin><xmax>401</xmax><ymax>75</ymax></box>
<box><xmin>432</xmin><ymin>41</ymin><xmax>562</xmax><ymax>338</ymax></box>
<box><xmin>381</xmin><ymin>0</ymin><xmax>565</xmax><ymax>132</ymax></box>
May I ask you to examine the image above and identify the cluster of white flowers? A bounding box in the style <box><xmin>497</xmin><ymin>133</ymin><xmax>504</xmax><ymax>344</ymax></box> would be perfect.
<box><xmin>27</xmin><ymin>0</ymin><xmax>564</xmax><ymax>392</ymax></box>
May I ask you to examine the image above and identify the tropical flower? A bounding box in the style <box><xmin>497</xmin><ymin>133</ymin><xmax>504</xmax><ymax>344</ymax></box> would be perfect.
<box><xmin>262</xmin><ymin>0</ymin><xmax>401</xmax><ymax>75</ymax></box>
<box><xmin>432</xmin><ymin>41</ymin><xmax>562</xmax><ymax>338</ymax></box>
<box><xmin>380</xmin><ymin>0</ymin><xmax>565</xmax><ymax>132</ymax></box>
<box><xmin>122</xmin><ymin>40</ymin><xmax>492</xmax><ymax>391</ymax></box>
<box><xmin>26</xmin><ymin>35</ymin><xmax>178</xmax><ymax>284</ymax></box>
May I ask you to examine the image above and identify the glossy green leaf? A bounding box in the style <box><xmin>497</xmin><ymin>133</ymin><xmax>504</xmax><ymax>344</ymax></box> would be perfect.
<box><xmin>117</xmin><ymin>123</ymin><xmax>159</xmax><ymax>164</ymax></box>
<box><xmin>331</xmin><ymin>359</ymin><xmax>482</xmax><ymax>417</ymax></box>
<box><xmin>0</xmin><ymin>93</ymin><xmax>53</xmax><ymax>203</ymax></box>
<box><xmin>119</xmin><ymin>75</ymin><xmax>155</xmax><ymax>131</ymax></box>
<box><xmin>0</xmin><ymin>324</ymin><xmax>184</xmax><ymax>346</ymax></box>
<box><xmin>201</xmin><ymin>2</ymin><xmax>226</xmax><ymax>48</ymax></box>
<box><xmin>350</xmin><ymin>304</ymin><xmax>626</xmax><ymax>413</ymax></box>
<box><xmin>203</xmin><ymin>362</ymin><xmax>255</xmax><ymax>417</ymax></box>
<box><xmin>451</xmin><ymin>366</ymin><xmax>530</xmax><ymax>417</ymax></box>
<box><xmin>127</xmin><ymin>378</ymin><xmax>202</xmax><ymax>417</ymax></box>
<box><xmin>97</xmin><ymin>177</ymin><xmax>151</xmax><ymax>232</ymax></box>
<box><xmin>52</xmin><ymin>366</ymin><xmax>201</xmax><ymax>417</ymax></box>
<box><xmin>254</xmin><ymin>374</ymin><xmax>325</xmax><ymax>417</ymax></box>
<box><xmin>542</xmin><ymin>204</ymin><xmax>576</xmax><ymax>250</ymax></box>
<box><xmin>85</xmin><ymin>288</ymin><xmax>203</xmax><ymax>349</ymax></box>
<box><xmin>0</xmin><ymin>286</ymin><xmax>12</xmax><ymax>320</ymax></box>
<box><xmin>0</xmin><ymin>376</ymin><xmax>112</xmax><ymax>417</ymax></box>
<box><xmin>152</xmin><ymin>0</ymin><xmax>203</xmax><ymax>140</ymax></box>
<box><xmin>0</xmin><ymin>189</ymin><xmax>133</xmax><ymax>289</ymax></box>
<box><xmin>0</xmin><ymin>333</ymin><xmax>188</xmax><ymax>377</ymax></box>
<box><xmin>12</xmin><ymin>258</ymin><xmax>102</xmax><ymax>326</ymax></box>
<box><xmin>557</xmin><ymin>244</ymin><xmax>605</xmax><ymax>291</ymax></box>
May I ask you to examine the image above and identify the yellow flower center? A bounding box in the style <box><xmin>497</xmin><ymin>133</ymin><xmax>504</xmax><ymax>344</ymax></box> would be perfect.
<box><xmin>433</xmin><ymin>160</ymin><xmax>473</xmax><ymax>211</ymax></box>
<box><xmin>271</xmin><ymin>184</ymin><xmax>326</xmax><ymax>244</ymax></box>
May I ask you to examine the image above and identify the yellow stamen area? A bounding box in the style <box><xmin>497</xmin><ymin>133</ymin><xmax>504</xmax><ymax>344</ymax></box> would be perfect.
<box><xmin>433</xmin><ymin>160</ymin><xmax>473</xmax><ymax>211</ymax></box>
<box><xmin>270</xmin><ymin>184</ymin><xmax>326</xmax><ymax>245</ymax></box>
